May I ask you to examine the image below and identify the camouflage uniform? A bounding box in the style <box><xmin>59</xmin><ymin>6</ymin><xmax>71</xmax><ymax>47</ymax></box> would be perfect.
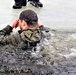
<box><xmin>0</xmin><ymin>25</ymin><xmax>41</xmax><ymax>49</ymax></box>
<box><xmin>0</xmin><ymin>25</ymin><xmax>51</xmax><ymax>50</ymax></box>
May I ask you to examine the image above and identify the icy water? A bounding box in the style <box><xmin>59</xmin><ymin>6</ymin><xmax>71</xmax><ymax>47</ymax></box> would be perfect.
<box><xmin>0</xmin><ymin>29</ymin><xmax>76</xmax><ymax>75</ymax></box>
<box><xmin>0</xmin><ymin>0</ymin><xmax>76</xmax><ymax>75</ymax></box>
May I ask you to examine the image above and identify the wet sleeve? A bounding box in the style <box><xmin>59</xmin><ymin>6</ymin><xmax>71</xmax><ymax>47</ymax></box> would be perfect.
<box><xmin>6</xmin><ymin>32</ymin><xmax>22</xmax><ymax>46</ymax></box>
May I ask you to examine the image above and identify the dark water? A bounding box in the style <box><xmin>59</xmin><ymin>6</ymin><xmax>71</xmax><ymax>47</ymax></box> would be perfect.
<box><xmin>0</xmin><ymin>30</ymin><xmax>76</xmax><ymax>75</ymax></box>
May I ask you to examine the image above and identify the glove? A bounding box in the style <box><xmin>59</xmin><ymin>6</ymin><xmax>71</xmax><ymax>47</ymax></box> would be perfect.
<box><xmin>12</xmin><ymin>19</ymin><xmax>19</xmax><ymax>29</ymax></box>
<box><xmin>0</xmin><ymin>25</ymin><xmax>12</xmax><ymax>36</ymax></box>
<box><xmin>0</xmin><ymin>31</ymin><xmax>5</xmax><ymax>44</ymax></box>
<box><xmin>0</xmin><ymin>30</ymin><xmax>5</xmax><ymax>35</ymax></box>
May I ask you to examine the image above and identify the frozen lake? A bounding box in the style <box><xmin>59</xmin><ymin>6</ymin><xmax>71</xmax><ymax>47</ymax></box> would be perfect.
<box><xmin>0</xmin><ymin>0</ymin><xmax>76</xmax><ymax>30</ymax></box>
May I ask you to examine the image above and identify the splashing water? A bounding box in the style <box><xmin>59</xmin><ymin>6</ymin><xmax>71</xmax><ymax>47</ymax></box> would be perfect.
<box><xmin>31</xmin><ymin>29</ymin><xmax>76</xmax><ymax>66</ymax></box>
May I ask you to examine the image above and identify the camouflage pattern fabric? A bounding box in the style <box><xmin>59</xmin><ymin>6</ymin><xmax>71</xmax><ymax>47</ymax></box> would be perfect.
<box><xmin>0</xmin><ymin>32</ymin><xmax>21</xmax><ymax>46</ymax></box>
<box><xmin>0</xmin><ymin>28</ymin><xmax>41</xmax><ymax>48</ymax></box>
<box><xmin>21</xmin><ymin>28</ymin><xmax>41</xmax><ymax>43</ymax></box>
<box><xmin>0</xmin><ymin>26</ymin><xmax>50</xmax><ymax>49</ymax></box>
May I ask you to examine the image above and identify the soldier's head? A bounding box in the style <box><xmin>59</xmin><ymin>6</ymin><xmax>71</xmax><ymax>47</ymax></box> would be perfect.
<box><xmin>19</xmin><ymin>9</ymin><xmax>38</xmax><ymax>28</ymax></box>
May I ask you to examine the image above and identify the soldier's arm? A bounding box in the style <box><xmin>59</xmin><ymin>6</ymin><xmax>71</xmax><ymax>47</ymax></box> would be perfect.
<box><xmin>0</xmin><ymin>25</ymin><xmax>13</xmax><ymax>36</ymax></box>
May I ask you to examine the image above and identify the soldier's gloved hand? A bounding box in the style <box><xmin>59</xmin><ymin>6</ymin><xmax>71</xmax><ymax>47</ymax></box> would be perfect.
<box><xmin>39</xmin><ymin>25</ymin><xmax>50</xmax><ymax>32</ymax></box>
<box><xmin>0</xmin><ymin>30</ymin><xmax>5</xmax><ymax>44</ymax></box>
<box><xmin>39</xmin><ymin>25</ymin><xmax>45</xmax><ymax>31</ymax></box>
<box><xmin>0</xmin><ymin>30</ymin><xmax>5</xmax><ymax>35</ymax></box>
<box><xmin>12</xmin><ymin>19</ymin><xmax>19</xmax><ymax>29</ymax></box>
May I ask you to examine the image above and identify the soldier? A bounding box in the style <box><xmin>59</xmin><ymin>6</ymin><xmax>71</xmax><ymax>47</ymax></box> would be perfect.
<box><xmin>0</xmin><ymin>10</ymin><xmax>43</xmax><ymax>49</ymax></box>
<box><xmin>13</xmin><ymin>0</ymin><xmax>43</xmax><ymax>9</ymax></box>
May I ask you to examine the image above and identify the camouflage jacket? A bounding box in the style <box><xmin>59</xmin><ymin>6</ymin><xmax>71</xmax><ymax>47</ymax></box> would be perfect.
<box><xmin>0</xmin><ymin>25</ymin><xmax>51</xmax><ymax>49</ymax></box>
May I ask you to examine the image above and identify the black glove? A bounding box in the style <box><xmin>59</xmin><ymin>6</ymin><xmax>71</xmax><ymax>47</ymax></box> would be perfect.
<box><xmin>0</xmin><ymin>30</ymin><xmax>5</xmax><ymax>35</ymax></box>
<box><xmin>39</xmin><ymin>25</ymin><xmax>50</xmax><ymax>32</ymax></box>
<box><xmin>0</xmin><ymin>25</ymin><xmax>12</xmax><ymax>36</ymax></box>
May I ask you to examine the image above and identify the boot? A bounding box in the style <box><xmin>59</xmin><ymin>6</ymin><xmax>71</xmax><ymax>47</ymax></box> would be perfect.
<box><xmin>13</xmin><ymin>0</ymin><xmax>22</xmax><ymax>9</ymax></box>
<box><xmin>28</xmin><ymin>0</ymin><xmax>32</xmax><ymax>1</ymax></box>
<box><xmin>13</xmin><ymin>0</ymin><xmax>27</xmax><ymax>9</ymax></box>
<box><xmin>30</xmin><ymin>0</ymin><xmax>43</xmax><ymax>8</ymax></box>
<box><xmin>36</xmin><ymin>0</ymin><xmax>43</xmax><ymax>7</ymax></box>
<box><xmin>0</xmin><ymin>25</ymin><xmax>12</xmax><ymax>36</ymax></box>
<box><xmin>22</xmin><ymin>0</ymin><xmax>27</xmax><ymax>6</ymax></box>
